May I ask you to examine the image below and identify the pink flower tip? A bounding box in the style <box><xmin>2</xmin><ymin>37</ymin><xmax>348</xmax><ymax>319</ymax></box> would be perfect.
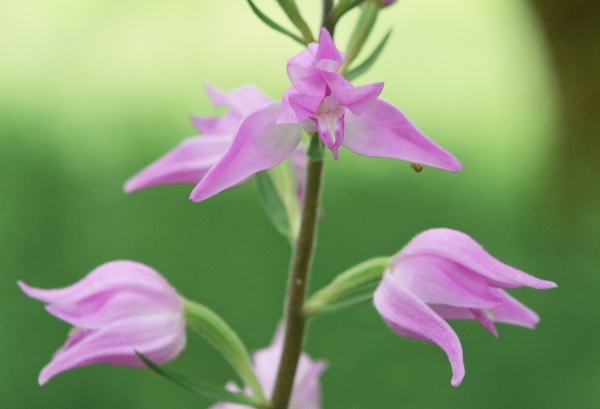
<box><xmin>19</xmin><ymin>261</ymin><xmax>186</xmax><ymax>384</ymax></box>
<box><xmin>210</xmin><ymin>325</ymin><xmax>326</xmax><ymax>409</ymax></box>
<box><xmin>374</xmin><ymin>228</ymin><xmax>556</xmax><ymax>386</ymax></box>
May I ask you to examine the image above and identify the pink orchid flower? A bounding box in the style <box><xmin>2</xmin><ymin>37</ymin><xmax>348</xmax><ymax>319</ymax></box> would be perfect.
<box><xmin>373</xmin><ymin>228</ymin><xmax>556</xmax><ymax>386</ymax></box>
<box><xmin>124</xmin><ymin>85</ymin><xmax>307</xmax><ymax>197</ymax></box>
<box><xmin>211</xmin><ymin>326</ymin><xmax>326</xmax><ymax>409</ymax></box>
<box><xmin>190</xmin><ymin>29</ymin><xmax>460</xmax><ymax>202</ymax></box>
<box><xmin>19</xmin><ymin>261</ymin><xmax>186</xmax><ymax>385</ymax></box>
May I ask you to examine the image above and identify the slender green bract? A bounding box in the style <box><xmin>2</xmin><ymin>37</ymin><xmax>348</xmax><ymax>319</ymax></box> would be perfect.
<box><xmin>339</xmin><ymin>0</ymin><xmax>382</xmax><ymax>76</ymax></box>
<box><xmin>246</xmin><ymin>0</ymin><xmax>306</xmax><ymax>45</ymax></box>
<box><xmin>183</xmin><ymin>300</ymin><xmax>267</xmax><ymax>405</ymax></box>
<box><xmin>345</xmin><ymin>29</ymin><xmax>392</xmax><ymax>81</ymax></box>
<box><xmin>136</xmin><ymin>352</ymin><xmax>262</xmax><ymax>407</ymax></box>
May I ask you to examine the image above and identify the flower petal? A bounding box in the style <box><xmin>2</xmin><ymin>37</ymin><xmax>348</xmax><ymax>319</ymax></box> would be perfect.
<box><xmin>374</xmin><ymin>272</ymin><xmax>465</xmax><ymax>386</ymax></box>
<box><xmin>38</xmin><ymin>312</ymin><xmax>186</xmax><ymax>385</ymax></box>
<box><xmin>193</xmin><ymin>84</ymin><xmax>271</xmax><ymax>134</ymax></box>
<box><xmin>398</xmin><ymin>229</ymin><xmax>557</xmax><ymax>289</ymax></box>
<box><xmin>317</xmin><ymin>70</ymin><xmax>383</xmax><ymax>116</ymax></box>
<box><xmin>18</xmin><ymin>261</ymin><xmax>180</xmax><ymax>308</ymax></box>
<box><xmin>287</xmin><ymin>44</ymin><xmax>319</xmax><ymax>83</ymax></box>
<box><xmin>391</xmin><ymin>256</ymin><xmax>503</xmax><ymax>309</ymax></box>
<box><xmin>314</xmin><ymin>28</ymin><xmax>344</xmax><ymax>73</ymax></box>
<box><xmin>278</xmin><ymin>75</ymin><xmax>327</xmax><ymax>124</ymax></box>
<box><xmin>123</xmin><ymin>135</ymin><xmax>232</xmax><ymax>193</ymax></box>
<box><xmin>342</xmin><ymin>99</ymin><xmax>462</xmax><ymax>172</ymax></box>
<box><xmin>491</xmin><ymin>289</ymin><xmax>540</xmax><ymax>329</ymax></box>
<box><xmin>190</xmin><ymin>102</ymin><xmax>303</xmax><ymax>202</ymax></box>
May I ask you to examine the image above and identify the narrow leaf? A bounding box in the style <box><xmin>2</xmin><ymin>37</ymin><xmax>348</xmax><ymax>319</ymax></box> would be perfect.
<box><xmin>136</xmin><ymin>352</ymin><xmax>259</xmax><ymax>407</ymax></box>
<box><xmin>246</xmin><ymin>0</ymin><xmax>305</xmax><ymax>45</ymax></box>
<box><xmin>345</xmin><ymin>29</ymin><xmax>392</xmax><ymax>81</ymax></box>
<box><xmin>255</xmin><ymin>170</ymin><xmax>292</xmax><ymax>238</ymax></box>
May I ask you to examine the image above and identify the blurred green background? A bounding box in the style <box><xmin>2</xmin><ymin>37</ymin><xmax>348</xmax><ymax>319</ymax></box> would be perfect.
<box><xmin>1</xmin><ymin>0</ymin><xmax>598</xmax><ymax>407</ymax></box>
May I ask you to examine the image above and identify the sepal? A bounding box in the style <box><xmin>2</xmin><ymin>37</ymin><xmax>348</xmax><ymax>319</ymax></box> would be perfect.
<box><xmin>183</xmin><ymin>300</ymin><xmax>267</xmax><ymax>404</ymax></box>
<box><xmin>304</xmin><ymin>257</ymin><xmax>391</xmax><ymax>316</ymax></box>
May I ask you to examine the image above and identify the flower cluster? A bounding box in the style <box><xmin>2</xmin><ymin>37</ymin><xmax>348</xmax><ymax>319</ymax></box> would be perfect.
<box><xmin>18</xmin><ymin>9</ymin><xmax>555</xmax><ymax>408</ymax></box>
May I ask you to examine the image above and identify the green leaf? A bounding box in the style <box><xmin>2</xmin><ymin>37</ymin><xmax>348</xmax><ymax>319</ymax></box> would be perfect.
<box><xmin>345</xmin><ymin>29</ymin><xmax>392</xmax><ymax>81</ymax></box>
<box><xmin>255</xmin><ymin>170</ymin><xmax>293</xmax><ymax>238</ymax></box>
<box><xmin>136</xmin><ymin>352</ymin><xmax>259</xmax><ymax>407</ymax></box>
<box><xmin>183</xmin><ymin>301</ymin><xmax>267</xmax><ymax>404</ymax></box>
<box><xmin>246</xmin><ymin>0</ymin><xmax>305</xmax><ymax>45</ymax></box>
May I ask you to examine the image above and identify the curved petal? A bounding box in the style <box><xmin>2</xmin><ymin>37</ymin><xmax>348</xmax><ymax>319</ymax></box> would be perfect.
<box><xmin>45</xmin><ymin>290</ymin><xmax>180</xmax><ymax>329</ymax></box>
<box><xmin>317</xmin><ymin>70</ymin><xmax>383</xmax><ymax>116</ymax></box>
<box><xmin>190</xmin><ymin>102</ymin><xmax>303</xmax><ymax>202</ymax></box>
<box><xmin>314</xmin><ymin>28</ymin><xmax>343</xmax><ymax>73</ymax></box>
<box><xmin>392</xmin><ymin>255</ymin><xmax>503</xmax><ymax>309</ymax></box>
<box><xmin>124</xmin><ymin>135</ymin><xmax>232</xmax><ymax>193</ymax></box>
<box><xmin>278</xmin><ymin>75</ymin><xmax>327</xmax><ymax>124</ymax></box>
<box><xmin>398</xmin><ymin>229</ymin><xmax>557</xmax><ymax>289</ymax></box>
<box><xmin>18</xmin><ymin>261</ymin><xmax>180</xmax><ymax>308</ymax></box>
<box><xmin>193</xmin><ymin>85</ymin><xmax>271</xmax><ymax>134</ymax></box>
<box><xmin>287</xmin><ymin>44</ymin><xmax>318</xmax><ymax>83</ymax></box>
<box><xmin>342</xmin><ymin>99</ymin><xmax>462</xmax><ymax>172</ymax></box>
<box><xmin>38</xmin><ymin>312</ymin><xmax>185</xmax><ymax>384</ymax></box>
<box><xmin>374</xmin><ymin>273</ymin><xmax>465</xmax><ymax>386</ymax></box>
<box><xmin>491</xmin><ymin>289</ymin><xmax>540</xmax><ymax>329</ymax></box>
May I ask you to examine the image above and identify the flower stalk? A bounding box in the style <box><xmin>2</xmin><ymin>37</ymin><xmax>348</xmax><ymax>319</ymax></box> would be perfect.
<box><xmin>270</xmin><ymin>137</ymin><xmax>325</xmax><ymax>409</ymax></box>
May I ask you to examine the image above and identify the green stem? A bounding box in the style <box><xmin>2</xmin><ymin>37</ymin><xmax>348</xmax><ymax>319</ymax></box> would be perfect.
<box><xmin>270</xmin><ymin>139</ymin><xmax>325</xmax><ymax>409</ymax></box>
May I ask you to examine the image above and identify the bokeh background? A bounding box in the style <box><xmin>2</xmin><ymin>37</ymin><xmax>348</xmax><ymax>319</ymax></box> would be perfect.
<box><xmin>1</xmin><ymin>0</ymin><xmax>598</xmax><ymax>407</ymax></box>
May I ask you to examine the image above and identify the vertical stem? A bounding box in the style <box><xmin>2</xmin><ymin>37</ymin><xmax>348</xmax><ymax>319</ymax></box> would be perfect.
<box><xmin>270</xmin><ymin>152</ymin><xmax>325</xmax><ymax>409</ymax></box>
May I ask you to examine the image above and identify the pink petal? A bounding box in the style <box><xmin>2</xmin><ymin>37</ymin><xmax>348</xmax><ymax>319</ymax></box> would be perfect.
<box><xmin>18</xmin><ymin>261</ymin><xmax>180</xmax><ymax>308</ymax></box>
<box><xmin>311</xmin><ymin>95</ymin><xmax>345</xmax><ymax>160</ymax></box>
<box><xmin>278</xmin><ymin>75</ymin><xmax>327</xmax><ymax>124</ymax></box>
<box><xmin>190</xmin><ymin>102</ymin><xmax>303</xmax><ymax>202</ymax></box>
<box><xmin>45</xmin><ymin>290</ymin><xmax>179</xmax><ymax>329</ymax></box>
<box><xmin>491</xmin><ymin>289</ymin><xmax>540</xmax><ymax>329</ymax></box>
<box><xmin>287</xmin><ymin>44</ymin><xmax>319</xmax><ymax>84</ymax></box>
<box><xmin>398</xmin><ymin>229</ymin><xmax>557</xmax><ymax>290</ymax></box>
<box><xmin>290</xmin><ymin>356</ymin><xmax>326</xmax><ymax>409</ymax></box>
<box><xmin>314</xmin><ymin>28</ymin><xmax>344</xmax><ymax>73</ymax></box>
<box><xmin>193</xmin><ymin>84</ymin><xmax>271</xmax><ymax>134</ymax></box>
<box><xmin>342</xmin><ymin>99</ymin><xmax>462</xmax><ymax>172</ymax></box>
<box><xmin>374</xmin><ymin>273</ymin><xmax>465</xmax><ymax>386</ymax></box>
<box><xmin>392</xmin><ymin>256</ymin><xmax>503</xmax><ymax>309</ymax></box>
<box><xmin>470</xmin><ymin>309</ymin><xmax>498</xmax><ymax>337</ymax></box>
<box><xmin>123</xmin><ymin>135</ymin><xmax>232</xmax><ymax>193</ymax></box>
<box><xmin>38</xmin><ymin>312</ymin><xmax>185</xmax><ymax>385</ymax></box>
<box><xmin>289</xmin><ymin>144</ymin><xmax>308</xmax><ymax>198</ymax></box>
<box><xmin>317</xmin><ymin>70</ymin><xmax>383</xmax><ymax>115</ymax></box>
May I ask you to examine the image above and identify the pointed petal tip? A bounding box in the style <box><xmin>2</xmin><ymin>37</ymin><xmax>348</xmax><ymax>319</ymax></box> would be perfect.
<box><xmin>451</xmin><ymin>371</ymin><xmax>464</xmax><ymax>387</ymax></box>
